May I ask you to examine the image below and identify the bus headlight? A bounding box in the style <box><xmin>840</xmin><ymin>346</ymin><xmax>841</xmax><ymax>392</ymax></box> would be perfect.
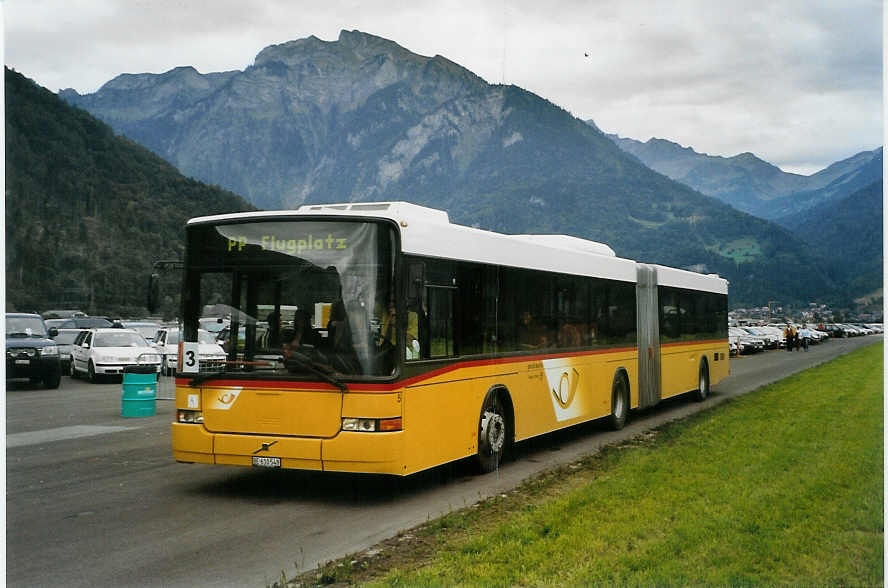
<box><xmin>341</xmin><ymin>417</ymin><xmax>402</xmax><ymax>432</ymax></box>
<box><xmin>177</xmin><ymin>410</ymin><xmax>204</xmax><ymax>424</ymax></box>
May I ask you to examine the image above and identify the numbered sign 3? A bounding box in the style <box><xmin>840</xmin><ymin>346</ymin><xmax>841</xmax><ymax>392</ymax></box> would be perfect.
<box><xmin>181</xmin><ymin>342</ymin><xmax>200</xmax><ymax>373</ymax></box>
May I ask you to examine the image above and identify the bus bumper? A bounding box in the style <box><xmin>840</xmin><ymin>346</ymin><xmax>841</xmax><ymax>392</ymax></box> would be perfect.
<box><xmin>321</xmin><ymin>430</ymin><xmax>404</xmax><ymax>475</ymax></box>
<box><xmin>171</xmin><ymin>423</ymin><xmax>405</xmax><ymax>475</ymax></box>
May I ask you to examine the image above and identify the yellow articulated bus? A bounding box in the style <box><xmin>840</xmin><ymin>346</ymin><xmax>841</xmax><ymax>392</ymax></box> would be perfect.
<box><xmin>166</xmin><ymin>202</ymin><xmax>728</xmax><ymax>476</ymax></box>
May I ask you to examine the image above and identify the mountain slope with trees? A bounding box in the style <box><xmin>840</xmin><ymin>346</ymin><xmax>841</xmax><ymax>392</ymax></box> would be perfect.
<box><xmin>783</xmin><ymin>180</ymin><xmax>882</xmax><ymax>297</ymax></box>
<box><xmin>57</xmin><ymin>31</ymin><xmax>850</xmax><ymax>307</ymax></box>
<box><xmin>5</xmin><ymin>67</ymin><xmax>254</xmax><ymax>315</ymax></box>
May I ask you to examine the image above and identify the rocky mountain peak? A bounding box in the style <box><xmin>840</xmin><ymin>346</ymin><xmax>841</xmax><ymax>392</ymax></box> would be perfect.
<box><xmin>336</xmin><ymin>29</ymin><xmax>411</xmax><ymax>58</ymax></box>
<box><xmin>99</xmin><ymin>65</ymin><xmax>205</xmax><ymax>92</ymax></box>
<box><xmin>254</xmin><ymin>29</ymin><xmax>415</xmax><ymax>68</ymax></box>
<box><xmin>643</xmin><ymin>137</ymin><xmax>698</xmax><ymax>157</ymax></box>
<box><xmin>253</xmin><ymin>35</ymin><xmax>333</xmax><ymax>67</ymax></box>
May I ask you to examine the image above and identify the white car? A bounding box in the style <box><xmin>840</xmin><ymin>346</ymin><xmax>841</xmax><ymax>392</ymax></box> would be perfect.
<box><xmin>742</xmin><ymin>326</ymin><xmax>779</xmax><ymax>349</ymax></box>
<box><xmin>153</xmin><ymin>327</ymin><xmax>226</xmax><ymax>375</ymax></box>
<box><xmin>70</xmin><ymin>328</ymin><xmax>161</xmax><ymax>382</ymax></box>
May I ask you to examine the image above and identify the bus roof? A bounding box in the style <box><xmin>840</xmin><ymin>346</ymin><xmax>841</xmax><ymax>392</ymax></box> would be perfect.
<box><xmin>188</xmin><ymin>202</ymin><xmax>727</xmax><ymax>293</ymax></box>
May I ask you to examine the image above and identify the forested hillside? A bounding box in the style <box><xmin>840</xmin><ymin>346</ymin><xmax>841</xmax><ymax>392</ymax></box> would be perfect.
<box><xmin>5</xmin><ymin>68</ymin><xmax>254</xmax><ymax>315</ymax></box>
<box><xmin>786</xmin><ymin>180</ymin><xmax>883</xmax><ymax>297</ymax></box>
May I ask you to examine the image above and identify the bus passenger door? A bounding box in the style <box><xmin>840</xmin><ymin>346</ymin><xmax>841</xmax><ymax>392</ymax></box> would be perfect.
<box><xmin>636</xmin><ymin>264</ymin><xmax>661</xmax><ymax>408</ymax></box>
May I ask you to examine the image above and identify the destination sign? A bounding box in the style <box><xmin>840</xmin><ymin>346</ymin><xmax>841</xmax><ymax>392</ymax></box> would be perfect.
<box><xmin>226</xmin><ymin>234</ymin><xmax>349</xmax><ymax>254</ymax></box>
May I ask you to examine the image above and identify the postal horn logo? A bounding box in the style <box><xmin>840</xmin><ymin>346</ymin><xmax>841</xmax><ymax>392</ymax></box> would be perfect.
<box><xmin>552</xmin><ymin>368</ymin><xmax>579</xmax><ymax>408</ymax></box>
<box><xmin>214</xmin><ymin>389</ymin><xmax>241</xmax><ymax>409</ymax></box>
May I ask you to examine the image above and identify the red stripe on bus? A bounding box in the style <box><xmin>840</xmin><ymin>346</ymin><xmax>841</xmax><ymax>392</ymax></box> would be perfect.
<box><xmin>660</xmin><ymin>339</ymin><xmax>729</xmax><ymax>348</ymax></box>
<box><xmin>174</xmin><ymin>340</ymin><xmax>726</xmax><ymax>392</ymax></box>
<box><xmin>174</xmin><ymin>346</ymin><xmax>639</xmax><ymax>392</ymax></box>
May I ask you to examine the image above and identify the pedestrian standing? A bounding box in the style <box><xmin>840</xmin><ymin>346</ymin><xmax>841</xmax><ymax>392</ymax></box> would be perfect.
<box><xmin>800</xmin><ymin>326</ymin><xmax>810</xmax><ymax>351</ymax></box>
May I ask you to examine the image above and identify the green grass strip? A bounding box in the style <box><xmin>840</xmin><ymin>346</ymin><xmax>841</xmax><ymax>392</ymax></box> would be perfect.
<box><xmin>373</xmin><ymin>343</ymin><xmax>884</xmax><ymax>587</ymax></box>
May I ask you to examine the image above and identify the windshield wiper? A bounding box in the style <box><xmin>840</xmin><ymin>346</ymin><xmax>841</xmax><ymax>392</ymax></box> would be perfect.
<box><xmin>7</xmin><ymin>332</ymin><xmax>40</xmax><ymax>338</ymax></box>
<box><xmin>187</xmin><ymin>354</ymin><xmax>348</xmax><ymax>393</ymax></box>
<box><xmin>286</xmin><ymin>352</ymin><xmax>348</xmax><ymax>393</ymax></box>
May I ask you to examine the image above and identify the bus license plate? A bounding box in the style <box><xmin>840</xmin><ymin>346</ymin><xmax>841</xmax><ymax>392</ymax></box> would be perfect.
<box><xmin>252</xmin><ymin>456</ymin><xmax>281</xmax><ymax>468</ymax></box>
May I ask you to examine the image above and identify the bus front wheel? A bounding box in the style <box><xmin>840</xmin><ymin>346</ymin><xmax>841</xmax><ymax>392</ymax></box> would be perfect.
<box><xmin>608</xmin><ymin>372</ymin><xmax>629</xmax><ymax>430</ymax></box>
<box><xmin>476</xmin><ymin>389</ymin><xmax>511</xmax><ymax>474</ymax></box>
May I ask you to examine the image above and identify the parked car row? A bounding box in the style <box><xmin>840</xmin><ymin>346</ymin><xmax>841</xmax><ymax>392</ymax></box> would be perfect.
<box><xmin>823</xmin><ymin>323</ymin><xmax>883</xmax><ymax>337</ymax></box>
<box><xmin>728</xmin><ymin>322</ymin><xmax>883</xmax><ymax>356</ymax></box>
<box><xmin>729</xmin><ymin>327</ymin><xmax>766</xmax><ymax>355</ymax></box>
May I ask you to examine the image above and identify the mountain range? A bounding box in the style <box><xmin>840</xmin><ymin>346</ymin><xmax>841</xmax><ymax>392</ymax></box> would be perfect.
<box><xmin>12</xmin><ymin>29</ymin><xmax>877</xmax><ymax>310</ymax></box>
<box><xmin>602</xmin><ymin>129</ymin><xmax>882</xmax><ymax>223</ymax></box>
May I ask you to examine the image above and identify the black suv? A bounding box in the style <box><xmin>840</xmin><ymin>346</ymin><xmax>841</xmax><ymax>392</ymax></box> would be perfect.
<box><xmin>6</xmin><ymin>313</ymin><xmax>62</xmax><ymax>389</ymax></box>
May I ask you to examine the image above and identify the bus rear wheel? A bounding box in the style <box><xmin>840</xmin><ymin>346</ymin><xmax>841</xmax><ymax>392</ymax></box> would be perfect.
<box><xmin>476</xmin><ymin>390</ymin><xmax>510</xmax><ymax>474</ymax></box>
<box><xmin>694</xmin><ymin>360</ymin><xmax>710</xmax><ymax>402</ymax></box>
<box><xmin>608</xmin><ymin>372</ymin><xmax>629</xmax><ymax>430</ymax></box>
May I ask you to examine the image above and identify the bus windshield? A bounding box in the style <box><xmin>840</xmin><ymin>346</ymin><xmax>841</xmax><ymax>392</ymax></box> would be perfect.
<box><xmin>184</xmin><ymin>220</ymin><xmax>397</xmax><ymax>378</ymax></box>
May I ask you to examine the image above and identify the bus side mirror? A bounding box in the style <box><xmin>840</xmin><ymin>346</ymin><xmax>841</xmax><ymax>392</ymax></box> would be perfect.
<box><xmin>147</xmin><ymin>273</ymin><xmax>161</xmax><ymax>313</ymax></box>
<box><xmin>407</xmin><ymin>263</ymin><xmax>425</xmax><ymax>306</ymax></box>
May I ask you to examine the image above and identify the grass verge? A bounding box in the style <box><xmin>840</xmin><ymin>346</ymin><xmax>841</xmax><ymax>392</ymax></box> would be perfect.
<box><xmin>286</xmin><ymin>343</ymin><xmax>883</xmax><ymax>587</ymax></box>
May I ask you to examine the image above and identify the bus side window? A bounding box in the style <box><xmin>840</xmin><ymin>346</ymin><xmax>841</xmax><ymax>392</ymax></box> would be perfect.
<box><xmin>406</xmin><ymin>261</ymin><xmax>427</xmax><ymax>361</ymax></box>
<box><xmin>406</xmin><ymin>310</ymin><xmax>421</xmax><ymax>359</ymax></box>
<box><xmin>427</xmin><ymin>287</ymin><xmax>455</xmax><ymax>358</ymax></box>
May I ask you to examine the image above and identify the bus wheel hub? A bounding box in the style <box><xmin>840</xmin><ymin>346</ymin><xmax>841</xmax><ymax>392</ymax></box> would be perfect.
<box><xmin>481</xmin><ymin>411</ymin><xmax>505</xmax><ymax>453</ymax></box>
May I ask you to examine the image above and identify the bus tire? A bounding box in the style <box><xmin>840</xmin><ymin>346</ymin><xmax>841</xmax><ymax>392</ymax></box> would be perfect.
<box><xmin>608</xmin><ymin>372</ymin><xmax>629</xmax><ymax>430</ymax></box>
<box><xmin>694</xmin><ymin>359</ymin><xmax>710</xmax><ymax>402</ymax></box>
<box><xmin>476</xmin><ymin>388</ymin><xmax>512</xmax><ymax>474</ymax></box>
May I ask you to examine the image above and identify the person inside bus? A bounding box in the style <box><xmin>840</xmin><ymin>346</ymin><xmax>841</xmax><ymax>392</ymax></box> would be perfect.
<box><xmin>327</xmin><ymin>301</ymin><xmax>351</xmax><ymax>349</ymax></box>
<box><xmin>265</xmin><ymin>310</ymin><xmax>282</xmax><ymax>349</ymax></box>
<box><xmin>377</xmin><ymin>299</ymin><xmax>396</xmax><ymax>348</ymax></box>
<box><xmin>374</xmin><ymin>298</ymin><xmax>398</xmax><ymax>366</ymax></box>
<box><xmin>373</xmin><ymin>297</ymin><xmax>420</xmax><ymax>361</ymax></box>
<box><xmin>326</xmin><ymin>301</ymin><xmax>363</xmax><ymax>373</ymax></box>
<box><xmin>283</xmin><ymin>309</ymin><xmax>320</xmax><ymax>358</ymax></box>
<box><xmin>558</xmin><ymin>321</ymin><xmax>582</xmax><ymax>348</ymax></box>
<box><xmin>519</xmin><ymin>310</ymin><xmax>550</xmax><ymax>349</ymax></box>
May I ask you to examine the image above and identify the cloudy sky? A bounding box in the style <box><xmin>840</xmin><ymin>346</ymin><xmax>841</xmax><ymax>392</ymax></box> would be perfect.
<box><xmin>4</xmin><ymin>0</ymin><xmax>882</xmax><ymax>175</ymax></box>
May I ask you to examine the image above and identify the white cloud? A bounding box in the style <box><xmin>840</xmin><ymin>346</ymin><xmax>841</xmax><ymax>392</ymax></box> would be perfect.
<box><xmin>3</xmin><ymin>0</ymin><xmax>882</xmax><ymax>174</ymax></box>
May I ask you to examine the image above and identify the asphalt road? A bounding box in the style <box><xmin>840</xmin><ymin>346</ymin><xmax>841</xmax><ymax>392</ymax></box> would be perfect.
<box><xmin>6</xmin><ymin>335</ymin><xmax>881</xmax><ymax>587</ymax></box>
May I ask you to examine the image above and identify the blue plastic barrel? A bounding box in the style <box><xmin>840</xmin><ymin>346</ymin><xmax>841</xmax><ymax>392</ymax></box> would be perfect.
<box><xmin>121</xmin><ymin>365</ymin><xmax>157</xmax><ymax>418</ymax></box>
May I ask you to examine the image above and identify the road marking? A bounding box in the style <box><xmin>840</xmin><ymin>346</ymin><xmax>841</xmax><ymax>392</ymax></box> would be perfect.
<box><xmin>7</xmin><ymin>425</ymin><xmax>138</xmax><ymax>448</ymax></box>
